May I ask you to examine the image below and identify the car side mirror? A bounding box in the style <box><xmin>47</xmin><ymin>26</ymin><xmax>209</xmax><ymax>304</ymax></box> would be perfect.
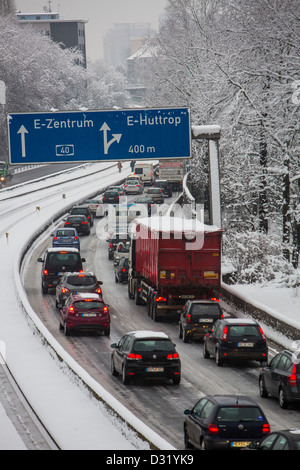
<box><xmin>184</xmin><ymin>409</ymin><xmax>191</xmax><ymax>415</ymax></box>
<box><xmin>37</xmin><ymin>258</ymin><xmax>43</xmax><ymax>262</ymax></box>
<box><xmin>81</xmin><ymin>258</ymin><xmax>86</xmax><ymax>262</ymax></box>
<box><xmin>110</xmin><ymin>343</ymin><xmax>118</xmax><ymax>349</ymax></box>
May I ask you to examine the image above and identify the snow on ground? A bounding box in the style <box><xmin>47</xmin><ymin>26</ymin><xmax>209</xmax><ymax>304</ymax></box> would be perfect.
<box><xmin>0</xmin><ymin>162</ymin><xmax>299</xmax><ymax>450</ymax></box>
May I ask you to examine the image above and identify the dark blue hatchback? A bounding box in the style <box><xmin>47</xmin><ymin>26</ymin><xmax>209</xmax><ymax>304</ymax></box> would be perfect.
<box><xmin>51</xmin><ymin>228</ymin><xmax>80</xmax><ymax>250</ymax></box>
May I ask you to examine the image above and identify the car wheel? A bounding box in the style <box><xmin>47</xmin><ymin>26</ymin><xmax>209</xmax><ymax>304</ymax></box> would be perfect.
<box><xmin>203</xmin><ymin>343</ymin><xmax>210</xmax><ymax>359</ymax></box>
<box><xmin>111</xmin><ymin>357</ymin><xmax>119</xmax><ymax>377</ymax></box>
<box><xmin>178</xmin><ymin>324</ymin><xmax>183</xmax><ymax>339</ymax></box>
<box><xmin>42</xmin><ymin>284</ymin><xmax>48</xmax><ymax>294</ymax></box>
<box><xmin>215</xmin><ymin>348</ymin><xmax>224</xmax><ymax>366</ymax></box>
<box><xmin>279</xmin><ymin>387</ymin><xmax>289</xmax><ymax>409</ymax></box>
<box><xmin>259</xmin><ymin>376</ymin><xmax>268</xmax><ymax>398</ymax></box>
<box><xmin>122</xmin><ymin>366</ymin><xmax>130</xmax><ymax>385</ymax></box>
<box><xmin>103</xmin><ymin>328</ymin><xmax>110</xmax><ymax>337</ymax></box>
<box><xmin>183</xmin><ymin>329</ymin><xmax>190</xmax><ymax>343</ymax></box>
<box><xmin>59</xmin><ymin>321</ymin><xmax>64</xmax><ymax>331</ymax></box>
<box><xmin>173</xmin><ymin>375</ymin><xmax>181</xmax><ymax>385</ymax></box>
<box><xmin>64</xmin><ymin>322</ymin><xmax>70</xmax><ymax>336</ymax></box>
<box><xmin>184</xmin><ymin>427</ymin><xmax>193</xmax><ymax>449</ymax></box>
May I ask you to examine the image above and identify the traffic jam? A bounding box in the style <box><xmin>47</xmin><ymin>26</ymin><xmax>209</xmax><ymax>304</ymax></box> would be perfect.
<box><xmin>36</xmin><ymin>160</ymin><xmax>300</xmax><ymax>451</ymax></box>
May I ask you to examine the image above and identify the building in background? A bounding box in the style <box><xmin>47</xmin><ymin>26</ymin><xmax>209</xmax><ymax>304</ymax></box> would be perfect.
<box><xmin>16</xmin><ymin>10</ymin><xmax>87</xmax><ymax>68</ymax></box>
<box><xmin>103</xmin><ymin>23</ymin><xmax>151</xmax><ymax>69</ymax></box>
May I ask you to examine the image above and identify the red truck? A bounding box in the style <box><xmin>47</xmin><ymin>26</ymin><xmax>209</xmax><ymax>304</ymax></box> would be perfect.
<box><xmin>128</xmin><ymin>216</ymin><xmax>223</xmax><ymax>321</ymax></box>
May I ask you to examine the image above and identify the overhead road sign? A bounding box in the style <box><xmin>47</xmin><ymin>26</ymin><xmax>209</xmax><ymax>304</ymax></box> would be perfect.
<box><xmin>7</xmin><ymin>107</ymin><xmax>191</xmax><ymax>165</ymax></box>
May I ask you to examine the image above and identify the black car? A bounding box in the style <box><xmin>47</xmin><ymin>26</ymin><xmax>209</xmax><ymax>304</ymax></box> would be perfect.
<box><xmin>259</xmin><ymin>349</ymin><xmax>300</xmax><ymax>409</ymax></box>
<box><xmin>203</xmin><ymin>318</ymin><xmax>268</xmax><ymax>366</ymax></box>
<box><xmin>179</xmin><ymin>300</ymin><xmax>224</xmax><ymax>343</ymax></box>
<box><xmin>70</xmin><ymin>205</ymin><xmax>93</xmax><ymax>226</ymax></box>
<box><xmin>111</xmin><ymin>330</ymin><xmax>181</xmax><ymax>385</ymax></box>
<box><xmin>107</xmin><ymin>231</ymin><xmax>130</xmax><ymax>260</ymax></box>
<box><xmin>134</xmin><ymin>196</ymin><xmax>155</xmax><ymax>216</ymax></box>
<box><xmin>184</xmin><ymin>395</ymin><xmax>270</xmax><ymax>450</ymax></box>
<box><xmin>115</xmin><ymin>257</ymin><xmax>129</xmax><ymax>283</ymax></box>
<box><xmin>246</xmin><ymin>429</ymin><xmax>300</xmax><ymax>450</ymax></box>
<box><xmin>154</xmin><ymin>179</ymin><xmax>172</xmax><ymax>197</ymax></box>
<box><xmin>37</xmin><ymin>248</ymin><xmax>86</xmax><ymax>294</ymax></box>
<box><xmin>102</xmin><ymin>189</ymin><xmax>120</xmax><ymax>204</ymax></box>
<box><xmin>64</xmin><ymin>215</ymin><xmax>91</xmax><ymax>235</ymax></box>
<box><xmin>55</xmin><ymin>272</ymin><xmax>103</xmax><ymax>307</ymax></box>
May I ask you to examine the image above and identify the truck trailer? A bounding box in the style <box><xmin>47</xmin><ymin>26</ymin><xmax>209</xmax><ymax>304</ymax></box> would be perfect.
<box><xmin>158</xmin><ymin>160</ymin><xmax>184</xmax><ymax>191</ymax></box>
<box><xmin>128</xmin><ymin>216</ymin><xmax>223</xmax><ymax>321</ymax></box>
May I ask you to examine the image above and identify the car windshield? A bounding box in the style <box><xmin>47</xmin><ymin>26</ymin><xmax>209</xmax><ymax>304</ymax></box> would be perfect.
<box><xmin>67</xmin><ymin>216</ymin><xmax>85</xmax><ymax>222</ymax></box>
<box><xmin>133</xmin><ymin>339</ymin><xmax>174</xmax><ymax>352</ymax></box>
<box><xmin>67</xmin><ymin>275</ymin><xmax>96</xmax><ymax>286</ymax></box>
<box><xmin>191</xmin><ymin>304</ymin><xmax>221</xmax><ymax>316</ymax></box>
<box><xmin>228</xmin><ymin>325</ymin><xmax>261</xmax><ymax>338</ymax></box>
<box><xmin>56</xmin><ymin>230</ymin><xmax>76</xmax><ymax>237</ymax></box>
<box><xmin>73</xmin><ymin>300</ymin><xmax>104</xmax><ymax>310</ymax></box>
<box><xmin>216</xmin><ymin>406</ymin><xmax>264</xmax><ymax>422</ymax></box>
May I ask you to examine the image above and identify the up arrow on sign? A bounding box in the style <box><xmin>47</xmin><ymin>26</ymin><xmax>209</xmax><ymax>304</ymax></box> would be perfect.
<box><xmin>17</xmin><ymin>125</ymin><xmax>29</xmax><ymax>158</ymax></box>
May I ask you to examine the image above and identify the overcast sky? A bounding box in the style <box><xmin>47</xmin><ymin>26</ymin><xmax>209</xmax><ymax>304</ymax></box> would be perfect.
<box><xmin>15</xmin><ymin>0</ymin><xmax>168</xmax><ymax>62</ymax></box>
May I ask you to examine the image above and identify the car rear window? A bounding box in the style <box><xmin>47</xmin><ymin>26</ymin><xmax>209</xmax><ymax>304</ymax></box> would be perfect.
<box><xmin>133</xmin><ymin>339</ymin><xmax>174</xmax><ymax>352</ymax></box>
<box><xmin>190</xmin><ymin>304</ymin><xmax>221</xmax><ymax>316</ymax></box>
<box><xmin>217</xmin><ymin>406</ymin><xmax>264</xmax><ymax>422</ymax></box>
<box><xmin>47</xmin><ymin>252</ymin><xmax>81</xmax><ymax>268</ymax></box>
<box><xmin>71</xmin><ymin>208</ymin><xmax>88</xmax><ymax>214</ymax></box>
<box><xmin>227</xmin><ymin>325</ymin><xmax>262</xmax><ymax>338</ymax></box>
<box><xmin>73</xmin><ymin>300</ymin><xmax>104</xmax><ymax>309</ymax></box>
<box><xmin>67</xmin><ymin>275</ymin><xmax>96</xmax><ymax>286</ymax></box>
<box><xmin>67</xmin><ymin>216</ymin><xmax>85</xmax><ymax>222</ymax></box>
<box><xmin>56</xmin><ymin>230</ymin><xmax>75</xmax><ymax>237</ymax></box>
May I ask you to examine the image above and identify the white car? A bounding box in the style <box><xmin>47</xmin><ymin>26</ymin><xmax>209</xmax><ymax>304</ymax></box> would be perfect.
<box><xmin>124</xmin><ymin>177</ymin><xmax>144</xmax><ymax>194</ymax></box>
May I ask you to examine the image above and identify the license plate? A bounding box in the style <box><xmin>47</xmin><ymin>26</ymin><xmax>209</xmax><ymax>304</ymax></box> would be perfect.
<box><xmin>238</xmin><ymin>342</ymin><xmax>254</xmax><ymax>347</ymax></box>
<box><xmin>146</xmin><ymin>367</ymin><xmax>164</xmax><ymax>372</ymax></box>
<box><xmin>199</xmin><ymin>318</ymin><xmax>213</xmax><ymax>323</ymax></box>
<box><xmin>231</xmin><ymin>441</ymin><xmax>251</xmax><ymax>448</ymax></box>
<box><xmin>82</xmin><ymin>313</ymin><xmax>96</xmax><ymax>317</ymax></box>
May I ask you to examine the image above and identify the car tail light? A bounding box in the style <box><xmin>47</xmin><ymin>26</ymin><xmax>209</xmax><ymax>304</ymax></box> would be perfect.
<box><xmin>94</xmin><ymin>287</ymin><xmax>102</xmax><ymax>294</ymax></box>
<box><xmin>68</xmin><ymin>306</ymin><xmax>75</xmax><ymax>314</ymax></box>
<box><xmin>156</xmin><ymin>296</ymin><xmax>167</xmax><ymax>302</ymax></box>
<box><xmin>289</xmin><ymin>363</ymin><xmax>298</xmax><ymax>386</ymax></box>
<box><xmin>208</xmin><ymin>423</ymin><xmax>219</xmax><ymax>435</ymax></box>
<box><xmin>103</xmin><ymin>306</ymin><xmax>109</xmax><ymax>313</ymax></box>
<box><xmin>74</xmin><ymin>236</ymin><xmax>79</xmax><ymax>240</ymax></box>
<box><xmin>61</xmin><ymin>287</ymin><xmax>70</xmax><ymax>294</ymax></box>
<box><xmin>65</xmin><ymin>221</ymin><xmax>70</xmax><ymax>225</ymax></box>
<box><xmin>82</xmin><ymin>221</ymin><xmax>88</xmax><ymax>225</ymax></box>
<box><xmin>44</xmin><ymin>269</ymin><xmax>48</xmax><ymax>276</ymax></box>
<box><xmin>53</xmin><ymin>236</ymin><xmax>58</xmax><ymax>240</ymax></box>
<box><xmin>167</xmin><ymin>353</ymin><xmax>179</xmax><ymax>360</ymax></box>
<box><xmin>186</xmin><ymin>314</ymin><xmax>191</xmax><ymax>324</ymax></box>
<box><xmin>222</xmin><ymin>326</ymin><xmax>228</xmax><ymax>341</ymax></box>
<box><xmin>110</xmin><ymin>243</ymin><xmax>113</xmax><ymax>248</ymax></box>
<box><xmin>210</xmin><ymin>297</ymin><xmax>219</xmax><ymax>302</ymax></box>
<box><xmin>127</xmin><ymin>353</ymin><xmax>142</xmax><ymax>360</ymax></box>
<box><xmin>262</xmin><ymin>423</ymin><xmax>270</xmax><ymax>434</ymax></box>
<box><xmin>122</xmin><ymin>268</ymin><xmax>126</xmax><ymax>272</ymax></box>
<box><xmin>259</xmin><ymin>326</ymin><xmax>266</xmax><ymax>341</ymax></box>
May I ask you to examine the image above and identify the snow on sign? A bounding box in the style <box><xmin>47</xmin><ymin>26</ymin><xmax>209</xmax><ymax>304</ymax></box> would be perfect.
<box><xmin>7</xmin><ymin>107</ymin><xmax>191</xmax><ymax>165</ymax></box>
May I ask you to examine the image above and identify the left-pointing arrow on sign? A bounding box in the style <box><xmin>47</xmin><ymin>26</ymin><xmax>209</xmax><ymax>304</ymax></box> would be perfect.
<box><xmin>17</xmin><ymin>125</ymin><xmax>28</xmax><ymax>158</ymax></box>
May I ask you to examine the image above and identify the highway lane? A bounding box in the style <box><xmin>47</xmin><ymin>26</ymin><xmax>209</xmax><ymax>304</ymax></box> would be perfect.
<box><xmin>23</xmin><ymin>207</ymin><xmax>300</xmax><ymax>450</ymax></box>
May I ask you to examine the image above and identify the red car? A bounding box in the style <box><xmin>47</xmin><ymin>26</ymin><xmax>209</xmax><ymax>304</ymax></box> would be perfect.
<box><xmin>59</xmin><ymin>293</ymin><xmax>110</xmax><ymax>336</ymax></box>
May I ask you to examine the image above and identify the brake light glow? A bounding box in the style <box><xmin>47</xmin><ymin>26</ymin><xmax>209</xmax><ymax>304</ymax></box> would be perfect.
<box><xmin>122</xmin><ymin>268</ymin><xmax>126</xmax><ymax>272</ymax></box>
<box><xmin>103</xmin><ymin>306</ymin><xmax>108</xmax><ymax>313</ymax></box>
<box><xmin>262</xmin><ymin>423</ymin><xmax>270</xmax><ymax>434</ymax></box>
<box><xmin>43</xmin><ymin>270</ymin><xmax>48</xmax><ymax>275</ymax></box>
<box><xmin>68</xmin><ymin>306</ymin><xmax>75</xmax><ymax>313</ymax></box>
<box><xmin>61</xmin><ymin>287</ymin><xmax>70</xmax><ymax>294</ymax></box>
<box><xmin>259</xmin><ymin>326</ymin><xmax>266</xmax><ymax>341</ymax></box>
<box><xmin>222</xmin><ymin>326</ymin><xmax>228</xmax><ymax>341</ymax></box>
<box><xmin>186</xmin><ymin>314</ymin><xmax>191</xmax><ymax>324</ymax></box>
<box><xmin>167</xmin><ymin>353</ymin><xmax>179</xmax><ymax>360</ymax></box>
<box><xmin>156</xmin><ymin>296</ymin><xmax>167</xmax><ymax>302</ymax></box>
<box><xmin>94</xmin><ymin>287</ymin><xmax>102</xmax><ymax>294</ymax></box>
<box><xmin>127</xmin><ymin>353</ymin><xmax>142</xmax><ymax>360</ymax></box>
<box><xmin>289</xmin><ymin>364</ymin><xmax>298</xmax><ymax>386</ymax></box>
<box><xmin>208</xmin><ymin>423</ymin><xmax>219</xmax><ymax>435</ymax></box>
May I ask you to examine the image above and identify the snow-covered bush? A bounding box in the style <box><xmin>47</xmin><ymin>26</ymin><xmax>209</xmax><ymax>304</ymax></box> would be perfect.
<box><xmin>223</xmin><ymin>230</ymin><xmax>298</xmax><ymax>285</ymax></box>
